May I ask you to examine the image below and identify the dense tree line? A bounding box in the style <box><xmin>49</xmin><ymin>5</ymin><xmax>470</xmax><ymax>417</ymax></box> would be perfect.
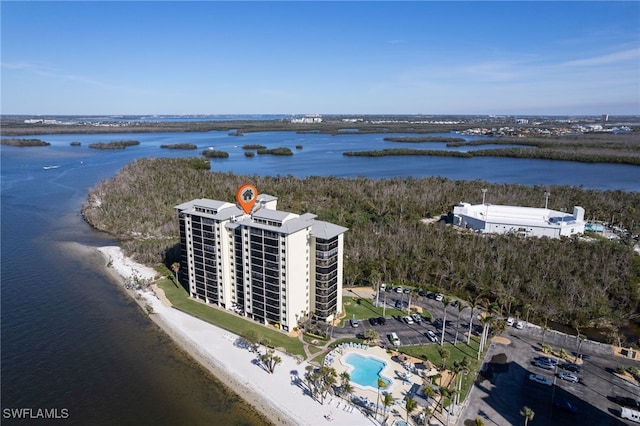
<box><xmin>344</xmin><ymin>131</ymin><xmax>640</xmax><ymax>165</ymax></box>
<box><xmin>88</xmin><ymin>140</ymin><xmax>140</xmax><ymax>149</ymax></box>
<box><xmin>0</xmin><ymin>138</ymin><xmax>50</xmax><ymax>146</ymax></box>
<box><xmin>82</xmin><ymin>158</ymin><xmax>640</xmax><ymax>338</ymax></box>
<box><xmin>160</xmin><ymin>143</ymin><xmax>197</xmax><ymax>150</ymax></box>
<box><xmin>384</xmin><ymin>137</ymin><xmax>466</xmax><ymax>143</ymax></box>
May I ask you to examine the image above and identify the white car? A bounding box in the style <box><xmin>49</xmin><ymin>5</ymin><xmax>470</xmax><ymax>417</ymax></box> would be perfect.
<box><xmin>395</xmin><ymin>286</ymin><xmax>404</xmax><ymax>293</ymax></box>
<box><xmin>506</xmin><ymin>317</ymin><xmax>514</xmax><ymax>326</ymax></box>
<box><xmin>558</xmin><ymin>372</ymin><xmax>579</xmax><ymax>383</ymax></box>
<box><xmin>529</xmin><ymin>374</ymin><xmax>553</xmax><ymax>386</ymax></box>
<box><xmin>403</xmin><ymin>316</ymin><xmax>414</xmax><ymax>325</ymax></box>
<box><xmin>435</xmin><ymin>293</ymin><xmax>443</xmax><ymax>302</ymax></box>
<box><xmin>411</xmin><ymin>313</ymin><xmax>423</xmax><ymax>323</ymax></box>
<box><xmin>426</xmin><ymin>330</ymin><xmax>438</xmax><ymax>343</ymax></box>
<box><xmin>515</xmin><ymin>321</ymin><xmax>524</xmax><ymax>329</ymax></box>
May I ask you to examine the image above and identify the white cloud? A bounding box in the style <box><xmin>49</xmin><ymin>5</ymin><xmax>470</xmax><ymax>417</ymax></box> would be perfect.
<box><xmin>562</xmin><ymin>48</ymin><xmax>640</xmax><ymax>67</ymax></box>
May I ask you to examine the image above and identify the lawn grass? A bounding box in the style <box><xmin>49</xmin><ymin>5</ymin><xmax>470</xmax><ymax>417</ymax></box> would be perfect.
<box><xmin>398</xmin><ymin>336</ymin><xmax>484</xmax><ymax>406</ymax></box>
<box><xmin>342</xmin><ymin>295</ymin><xmax>423</xmax><ymax>325</ymax></box>
<box><xmin>156</xmin><ymin>275</ymin><xmax>306</xmax><ymax>358</ymax></box>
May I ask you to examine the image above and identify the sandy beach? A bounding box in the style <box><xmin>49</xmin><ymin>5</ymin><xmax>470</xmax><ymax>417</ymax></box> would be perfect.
<box><xmin>96</xmin><ymin>246</ymin><xmax>373</xmax><ymax>426</ymax></box>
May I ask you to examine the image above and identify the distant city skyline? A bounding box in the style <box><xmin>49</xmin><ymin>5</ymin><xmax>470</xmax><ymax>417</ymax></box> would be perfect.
<box><xmin>2</xmin><ymin>1</ymin><xmax>639</xmax><ymax>116</ymax></box>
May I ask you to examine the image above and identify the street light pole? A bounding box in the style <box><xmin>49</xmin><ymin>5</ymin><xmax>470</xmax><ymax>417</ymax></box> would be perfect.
<box><xmin>481</xmin><ymin>188</ymin><xmax>487</xmax><ymax>205</ymax></box>
<box><xmin>544</xmin><ymin>192</ymin><xmax>551</xmax><ymax>209</ymax></box>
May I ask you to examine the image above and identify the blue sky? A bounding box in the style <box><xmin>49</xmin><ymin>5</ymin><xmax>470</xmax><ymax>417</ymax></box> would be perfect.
<box><xmin>2</xmin><ymin>1</ymin><xmax>639</xmax><ymax>116</ymax></box>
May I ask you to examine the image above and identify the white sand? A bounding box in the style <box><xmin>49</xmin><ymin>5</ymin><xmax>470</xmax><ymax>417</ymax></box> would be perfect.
<box><xmin>97</xmin><ymin>246</ymin><xmax>372</xmax><ymax>426</ymax></box>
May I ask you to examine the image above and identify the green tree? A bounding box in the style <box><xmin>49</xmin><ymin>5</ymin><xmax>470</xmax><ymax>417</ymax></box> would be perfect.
<box><xmin>520</xmin><ymin>406</ymin><xmax>535</xmax><ymax>426</ymax></box>
<box><xmin>170</xmin><ymin>262</ymin><xmax>180</xmax><ymax>284</ymax></box>
<box><xmin>382</xmin><ymin>393</ymin><xmax>394</xmax><ymax>423</ymax></box>
<box><xmin>437</xmin><ymin>346</ymin><xmax>451</xmax><ymax>370</ymax></box>
<box><xmin>259</xmin><ymin>349</ymin><xmax>282</xmax><ymax>374</ymax></box>
<box><xmin>454</xmin><ymin>300</ymin><xmax>467</xmax><ymax>346</ymax></box>
<box><xmin>376</xmin><ymin>377</ymin><xmax>388</xmax><ymax>421</ymax></box>
<box><xmin>405</xmin><ymin>395</ymin><xmax>418</xmax><ymax>424</ymax></box>
<box><xmin>440</xmin><ymin>296</ymin><xmax>452</xmax><ymax>345</ymax></box>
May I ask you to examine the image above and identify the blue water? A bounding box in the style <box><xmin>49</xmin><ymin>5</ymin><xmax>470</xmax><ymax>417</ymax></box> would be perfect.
<box><xmin>5</xmin><ymin>130</ymin><xmax>638</xmax><ymax>191</ymax></box>
<box><xmin>1</xmin><ymin>128</ymin><xmax>638</xmax><ymax>424</ymax></box>
<box><xmin>344</xmin><ymin>353</ymin><xmax>391</xmax><ymax>388</ymax></box>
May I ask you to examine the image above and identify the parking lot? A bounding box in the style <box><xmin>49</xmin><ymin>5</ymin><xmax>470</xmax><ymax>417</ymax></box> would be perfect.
<box><xmin>335</xmin><ymin>287</ymin><xmax>471</xmax><ymax>347</ymax></box>
<box><xmin>457</xmin><ymin>327</ymin><xmax>640</xmax><ymax>425</ymax></box>
<box><xmin>334</xmin><ymin>287</ymin><xmax>639</xmax><ymax>425</ymax></box>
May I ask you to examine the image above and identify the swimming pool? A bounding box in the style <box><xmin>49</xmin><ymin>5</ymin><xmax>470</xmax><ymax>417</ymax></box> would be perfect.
<box><xmin>344</xmin><ymin>353</ymin><xmax>391</xmax><ymax>389</ymax></box>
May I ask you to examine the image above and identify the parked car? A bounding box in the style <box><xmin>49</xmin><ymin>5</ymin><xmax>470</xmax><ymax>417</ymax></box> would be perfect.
<box><xmin>562</xmin><ymin>363</ymin><xmax>581</xmax><ymax>373</ymax></box>
<box><xmin>395</xmin><ymin>286</ymin><xmax>404</xmax><ymax>293</ymax></box>
<box><xmin>435</xmin><ymin>293</ymin><xmax>444</xmax><ymax>302</ymax></box>
<box><xmin>350</xmin><ymin>318</ymin><xmax>359</xmax><ymax>327</ymax></box>
<box><xmin>451</xmin><ymin>300</ymin><xmax>459</xmax><ymax>307</ymax></box>
<box><xmin>380</xmin><ymin>283</ymin><xmax>386</xmax><ymax>291</ymax></box>
<box><xmin>613</xmin><ymin>395</ymin><xmax>640</xmax><ymax>409</ymax></box>
<box><xmin>515</xmin><ymin>320</ymin><xmax>524</xmax><ymax>329</ymax></box>
<box><xmin>369</xmin><ymin>317</ymin><xmax>379</xmax><ymax>326</ymax></box>
<box><xmin>418</xmin><ymin>290</ymin><xmax>428</xmax><ymax>297</ymax></box>
<box><xmin>537</xmin><ymin>356</ymin><xmax>558</xmax><ymax>366</ymax></box>
<box><xmin>506</xmin><ymin>317</ymin><xmax>514</xmax><ymax>326</ymax></box>
<box><xmin>377</xmin><ymin>316</ymin><xmax>387</xmax><ymax>326</ymax></box>
<box><xmin>554</xmin><ymin>400</ymin><xmax>578</xmax><ymax>413</ymax></box>
<box><xmin>395</xmin><ymin>300</ymin><xmax>408</xmax><ymax>309</ymax></box>
<box><xmin>426</xmin><ymin>330</ymin><xmax>438</xmax><ymax>343</ymax></box>
<box><xmin>403</xmin><ymin>316</ymin><xmax>414</xmax><ymax>325</ymax></box>
<box><xmin>558</xmin><ymin>372</ymin><xmax>579</xmax><ymax>383</ymax></box>
<box><xmin>403</xmin><ymin>287</ymin><xmax>411</xmax><ymax>294</ymax></box>
<box><xmin>535</xmin><ymin>360</ymin><xmax>555</xmax><ymax>370</ymax></box>
<box><xmin>411</xmin><ymin>313</ymin><xmax>423</xmax><ymax>323</ymax></box>
<box><xmin>529</xmin><ymin>374</ymin><xmax>553</xmax><ymax>386</ymax></box>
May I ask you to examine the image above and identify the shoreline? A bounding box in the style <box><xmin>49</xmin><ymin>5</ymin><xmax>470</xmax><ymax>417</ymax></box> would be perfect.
<box><xmin>93</xmin><ymin>245</ymin><xmax>371</xmax><ymax>426</ymax></box>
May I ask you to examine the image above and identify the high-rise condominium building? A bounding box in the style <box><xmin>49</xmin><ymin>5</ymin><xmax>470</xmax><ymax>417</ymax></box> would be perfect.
<box><xmin>175</xmin><ymin>194</ymin><xmax>347</xmax><ymax>331</ymax></box>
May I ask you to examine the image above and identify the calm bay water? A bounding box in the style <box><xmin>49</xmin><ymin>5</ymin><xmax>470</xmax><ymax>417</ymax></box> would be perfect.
<box><xmin>1</xmin><ymin>130</ymin><xmax>638</xmax><ymax>424</ymax></box>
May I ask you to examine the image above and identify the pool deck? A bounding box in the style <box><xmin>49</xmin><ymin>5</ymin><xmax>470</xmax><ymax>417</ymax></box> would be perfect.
<box><xmin>326</xmin><ymin>343</ymin><xmax>440</xmax><ymax>422</ymax></box>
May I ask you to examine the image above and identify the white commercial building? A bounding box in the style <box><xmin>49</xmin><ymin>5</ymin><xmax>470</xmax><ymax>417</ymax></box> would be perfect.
<box><xmin>452</xmin><ymin>202</ymin><xmax>585</xmax><ymax>238</ymax></box>
<box><xmin>175</xmin><ymin>194</ymin><xmax>347</xmax><ymax>331</ymax></box>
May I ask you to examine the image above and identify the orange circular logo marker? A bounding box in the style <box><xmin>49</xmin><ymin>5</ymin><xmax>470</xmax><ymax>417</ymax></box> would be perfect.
<box><xmin>236</xmin><ymin>183</ymin><xmax>258</xmax><ymax>214</ymax></box>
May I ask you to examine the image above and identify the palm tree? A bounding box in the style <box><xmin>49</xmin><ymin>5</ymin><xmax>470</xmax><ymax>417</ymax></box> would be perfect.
<box><xmin>376</xmin><ymin>377</ymin><xmax>388</xmax><ymax>421</ymax></box>
<box><xmin>339</xmin><ymin>371</ymin><xmax>351</xmax><ymax>397</ymax></box>
<box><xmin>452</xmin><ymin>358</ymin><xmax>470</xmax><ymax>407</ymax></box>
<box><xmin>423</xmin><ymin>405</ymin><xmax>433</xmax><ymax>426</ymax></box>
<box><xmin>474</xmin><ymin>417</ymin><xmax>486</xmax><ymax>426</ymax></box>
<box><xmin>520</xmin><ymin>406</ymin><xmax>535</xmax><ymax>426</ymax></box>
<box><xmin>405</xmin><ymin>395</ymin><xmax>418</xmax><ymax>424</ymax></box>
<box><xmin>382</xmin><ymin>393</ymin><xmax>394</xmax><ymax>423</ymax></box>
<box><xmin>454</xmin><ymin>300</ymin><xmax>467</xmax><ymax>346</ymax></box>
<box><xmin>171</xmin><ymin>262</ymin><xmax>180</xmax><ymax>284</ymax></box>
<box><xmin>440</xmin><ymin>296</ymin><xmax>452</xmax><ymax>345</ymax></box>
<box><xmin>439</xmin><ymin>385</ymin><xmax>458</xmax><ymax>423</ymax></box>
<box><xmin>467</xmin><ymin>294</ymin><xmax>483</xmax><ymax>345</ymax></box>
<box><xmin>437</xmin><ymin>346</ymin><xmax>450</xmax><ymax>370</ymax></box>
<box><xmin>259</xmin><ymin>349</ymin><xmax>282</xmax><ymax>374</ymax></box>
<box><xmin>478</xmin><ymin>314</ymin><xmax>494</xmax><ymax>360</ymax></box>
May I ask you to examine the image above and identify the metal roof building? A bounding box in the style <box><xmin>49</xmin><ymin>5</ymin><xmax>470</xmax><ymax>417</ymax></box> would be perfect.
<box><xmin>452</xmin><ymin>202</ymin><xmax>585</xmax><ymax>238</ymax></box>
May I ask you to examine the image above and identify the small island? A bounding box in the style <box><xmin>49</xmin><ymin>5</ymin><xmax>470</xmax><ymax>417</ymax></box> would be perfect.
<box><xmin>384</xmin><ymin>136</ymin><xmax>466</xmax><ymax>143</ymax></box>
<box><xmin>242</xmin><ymin>144</ymin><xmax>267</xmax><ymax>150</ymax></box>
<box><xmin>160</xmin><ymin>143</ymin><xmax>198</xmax><ymax>150</ymax></box>
<box><xmin>1</xmin><ymin>138</ymin><xmax>51</xmax><ymax>147</ymax></box>
<box><xmin>89</xmin><ymin>140</ymin><xmax>140</xmax><ymax>149</ymax></box>
<box><xmin>70</xmin><ymin>141</ymin><xmax>82</xmax><ymax>146</ymax></box>
<box><xmin>201</xmin><ymin>149</ymin><xmax>229</xmax><ymax>158</ymax></box>
<box><xmin>257</xmin><ymin>147</ymin><xmax>293</xmax><ymax>156</ymax></box>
